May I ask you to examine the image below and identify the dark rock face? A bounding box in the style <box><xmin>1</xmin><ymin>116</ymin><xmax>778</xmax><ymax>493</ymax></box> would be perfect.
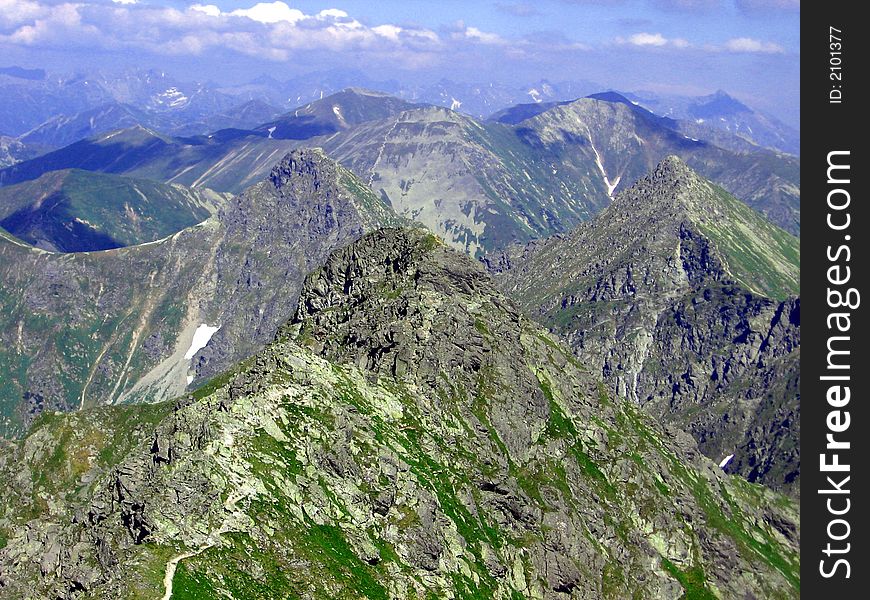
<box><xmin>0</xmin><ymin>149</ymin><xmax>402</xmax><ymax>433</ymax></box>
<box><xmin>489</xmin><ymin>157</ymin><xmax>800</xmax><ymax>496</ymax></box>
<box><xmin>0</xmin><ymin>228</ymin><xmax>799</xmax><ymax>599</ymax></box>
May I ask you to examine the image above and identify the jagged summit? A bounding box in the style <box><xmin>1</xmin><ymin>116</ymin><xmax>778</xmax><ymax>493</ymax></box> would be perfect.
<box><xmin>489</xmin><ymin>159</ymin><xmax>800</xmax><ymax>495</ymax></box>
<box><xmin>267</xmin><ymin>147</ymin><xmax>333</xmax><ymax>189</ymax></box>
<box><xmin>0</xmin><ymin>149</ymin><xmax>401</xmax><ymax>428</ymax></box>
<box><xmin>590</xmin><ymin>155</ymin><xmax>797</xmax><ymax>299</ymax></box>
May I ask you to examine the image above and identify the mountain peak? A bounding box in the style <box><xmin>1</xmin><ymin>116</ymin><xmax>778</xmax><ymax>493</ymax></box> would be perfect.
<box><xmin>652</xmin><ymin>153</ymin><xmax>691</xmax><ymax>176</ymax></box>
<box><xmin>341</xmin><ymin>86</ymin><xmax>394</xmax><ymax>97</ymax></box>
<box><xmin>610</xmin><ymin>154</ymin><xmax>705</xmax><ymax>217</ymax></box>
<box><xmin>267</xmin><ymin>148</ymin><xmax>340</xmax><ymax>191</ymax></box>
<box><xmin>641</xmin><ymin>155</ymin><xmax>699</xmax><ymax>194</ymax></box>
<box><xmin>585</xmin><ymin>90</ymin><xmax>634</xmax><ymax>105</ymax></box>
<box><xmin>689</xmin><ymin>90</ymin><xmax>752</xmax><ymax>118</ymax></box>
<box><xmin>525</xmin><ymin>157</ymin><xmax>799</xmax><ymax>300</ymax></box>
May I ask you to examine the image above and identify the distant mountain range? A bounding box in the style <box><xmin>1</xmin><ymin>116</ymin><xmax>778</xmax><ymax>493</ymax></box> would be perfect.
<box><xmin>0</xmin><ymin>88</ymin><xmax>800</xmax><ymax>259</ymax></box>
<box><xmin>625</xmin><ymin>89</ymin><xmax>800</xmax><ymax>156</ymax></box>
<box><xmin>1</xmin><ymin>66</ymin><xmax>798</xmax><ymax>155</ymax></box>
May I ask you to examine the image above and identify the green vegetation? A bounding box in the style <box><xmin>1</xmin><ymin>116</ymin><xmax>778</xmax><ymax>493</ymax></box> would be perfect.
<box><xmin>661</xmin><ymin>557</ymin><xmax>718</xmax><ymax>600</ymax></box>
<box><xmin>697</xmin><ymin>184</ymin><xmax>799</xmax><ymax>300</ymax></box>
<box><xmin>0</xmin><ymin>168</ymin><xmax>218</xmax><ymax>252</ymax></box>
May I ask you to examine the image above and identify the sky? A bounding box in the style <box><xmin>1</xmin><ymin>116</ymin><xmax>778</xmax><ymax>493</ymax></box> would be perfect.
<box><xmin>0</xmin><ymin>0</ymin><xmax>800</xmax><ymax>125</ymax></box>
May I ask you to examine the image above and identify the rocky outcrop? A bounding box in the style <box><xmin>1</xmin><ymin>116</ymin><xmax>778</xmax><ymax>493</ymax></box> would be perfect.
<box><xmin>0</xmin><ymin>228</ymin><xmax>798</xmax><ymax>599</ymax></box>
<box><xmin>489</xmin><ymin>157</ymin><xmax>800</xmax><ymax>496</ymax></box>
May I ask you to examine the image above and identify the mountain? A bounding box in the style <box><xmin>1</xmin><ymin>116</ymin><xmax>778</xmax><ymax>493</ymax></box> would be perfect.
<box><xmin>0</xmin><ymin>149</ymin><xmax>403</xmax><ymax>436</ymax></box>
<box><xmin>509</xmin><ymin>95</ymin><xmax>800</xmax><ymax>235</ymax></box>
<box><xmin>322</xmin><ymin>105</ymin><xmax>608</xmax><ymax>255</ymax></box>
<box><xmin>488</xmin><ymin>100</ymin><xmax>572</xmax><ymax>124</ymax></box>
<box><xmin>0</xmin><ymin>227</ymin><xmax>799</xmax><ymax>598</ymax></box>
<box><xmin>0</xmin><ymin>169</ymin><xmax>227</xmax><ymax>252</ymax></box>
<box><xmin>397</xmin><ymin>78</ymin><xmax>600</xmax><ymax>118</ymax></box>
<box><xmin>17</xmin><ymin>103</ymin><xmax>150</xmax><ymax>149</ymax></box>
<box><xmin>256</xmin><ymin>88</ymin><xmax>420</xmax><ymax>140</ymax></box>
<box><xmin>18</xmin><ymin>99</ymin><xmax>286</xmax><ymax>149</ymax></box>
<box><xmin>0</xmin><ymin>92</ymin><xmax>801</xmax><ymax>249</ymax></box>
<box><xmin>0</xmin><ymin>67</ymin><xmax>241</xmax><ymax>139</ymax></box>
<box><xmin>487</xmin><ymin>157</ymin><xmax>800</xmax><ymax>495</ymax></box>
<box><xmin>0</xmin><ymin>66</ymin><xmax>46</xmax><ymax>80</ymax></box>
<box><xmin>626</xmin><ymin>90</ymin><xmax>800</xmax><ymax>155</ymax></box>
<box><xmin>0</xmin><ymin>136</ymin><xmax>43</xmax><ymax>168</ymax></box>
<box><xmin>174</xmin><ymin>99</ymin><xmax>285</xmax><ymax>137</ymax></box>
<box><xmin>216</xmin><ymin>70</ymin><xmax>601</xmax><ymax>119</ymax></box>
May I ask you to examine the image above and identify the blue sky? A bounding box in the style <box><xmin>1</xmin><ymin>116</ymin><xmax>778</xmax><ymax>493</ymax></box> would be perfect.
<box><xmin>0</xmin><ymin>0</ymin><xmax>800</xmax><ymax>124</ymax></box>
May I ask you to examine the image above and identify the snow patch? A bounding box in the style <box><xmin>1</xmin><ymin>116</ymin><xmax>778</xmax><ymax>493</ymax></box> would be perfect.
<box><xmin>589</xmin><ymin>143</ymin><xmax>620</xmax><ymax>197</ymax></box>
<box><xmin>184</xmin><ymin>324</ymin><xmax>220</xmax><ymax>359</ymax></box>
<box><xmin>527</xmin><ymin>88</ymin><xmax>542</xmax><ymax>103</ymax></box>
<box><xmin>267</xmin><ymin>126</ymin><xmax>276</xmax><ymax>139</ymax></box>
<box><xmin>719</xmin><ymin>454</ymin><xmax>735</xmax><ymax>468</ymax></box>
<box><xmin>186</xmin><ymin>375</ymin><xmax>194</xmax><ymax>385</ymax></box>
<box><xmin>73</xmin><ymin>217</ymin><xmax>98</xmax><ymax>229</ymax></box>
<box><xmin>450</xmin><ymin>97</ymin><xmax>462</xmax><ymax>110</ymax></box>
<box><xmin>154</xmin><ymin>87</ymin><xmax>189</xmax><ymax>109</ymax></box>
<box><xmin>100</xmin><ymin>130</ymin><xmax>123</xmax><ymax>142</ymax></box>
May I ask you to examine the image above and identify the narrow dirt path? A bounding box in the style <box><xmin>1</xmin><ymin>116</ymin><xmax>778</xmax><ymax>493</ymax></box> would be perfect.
<box><xmin>160</xmin><ymin>540</ymin><xmax>216</xmax><ymax>600</ymax></box>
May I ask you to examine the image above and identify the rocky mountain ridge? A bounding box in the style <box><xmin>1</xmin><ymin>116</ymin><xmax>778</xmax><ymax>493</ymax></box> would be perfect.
<box><xmin>0</xmin><ymin>149</ymin><xmax>402</xmax><ymax>435</ymax></box>
<box><xmin>488</xmin><ymin>157</ymin><xmax>800</xmax><ymax>496</ymax></box>
<box><xmin>0</xmin><ymin>228</ymin><xmax>800</xmax><ymax>599</ymax></box>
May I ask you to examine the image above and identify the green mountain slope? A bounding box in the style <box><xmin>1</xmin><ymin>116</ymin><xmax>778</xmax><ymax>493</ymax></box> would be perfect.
<box><xmin>515</xmin><ymin>96</ymin><xmax>800</xmax><ymax>235</ymax></box>
<box><xmin>488</xmin><ymin>157</ymin><xmax>800</xmax><ymax>495</ymax></box>
<box><xmin>256</xmin><ymin>88</ymin><xmax>420</xmax><ymax>139</ymax></box>
<box><xmin>0</xmin><ymin>169</ymin><xmax>227</xmax><ymax>252</ymax></box>
<box><xmin>0</xmin><ymin>228</ymin><xmax>799</xmax><ymax>599</ymax></box>
<box><xmin>0</xmin><ymin>150</ymin><xmax>403</xmax><ymax>436</ymax></box>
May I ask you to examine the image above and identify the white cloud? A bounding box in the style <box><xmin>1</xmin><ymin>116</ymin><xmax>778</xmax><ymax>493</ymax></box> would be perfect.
<box><xmin>0</xmin><ymin>0</ymin><xmax>446</xmax><ymax>63</ymax></box>
<box><xmin>627</xmin><ymin>32</ymin><xmax>668</xmax><ymax>46</ymax></box>
<box><xmin>724</xmin><ymin>37</ymin><xmax>784</xmax><ymax>53</ymax></box>
<box><xmin>450</xmin><ymin>21</ymin><xmax>505</xmax><ymax>45</ymax></box>
<box><xmin>464</xmin><ymin>26</ymin><xmax>504</xmax><ymax>44</ymax></box>
<box><xmin>617</xmin><ymin>32</ymin><xmax>785</xmax><ymax>54</ymax></box>
<box><xmin>229</xmin><ymin>2</ymin><xmax>305</xmax><ymax>25</ymax></box>
<box><xmin>0</xmin><ymin>2</ymin><xmax>102</xmax><ymax>46</ymax></box>
<box><xmin>618</xmin><ymin>32</ymin><xmax>690</xmax><ymax>48</ymax></box>
<box><xmin>0</xmin><ymin>0</ymin><xmax>44</xmax><ymax>28</ymax></box>
<box><xmin>372</xmin><ymin>24</ymin><xmax>402</xmax><ymax>41</ymax></box>
<box><xmin>189</xmin><ymin>4</ymin><xmax>220</xmax><ymax>17</ymax></box>
<box><xmin>317</xmin><ymin>8</ymin><xmax>349</xmax><ymax>19</ymax></box>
